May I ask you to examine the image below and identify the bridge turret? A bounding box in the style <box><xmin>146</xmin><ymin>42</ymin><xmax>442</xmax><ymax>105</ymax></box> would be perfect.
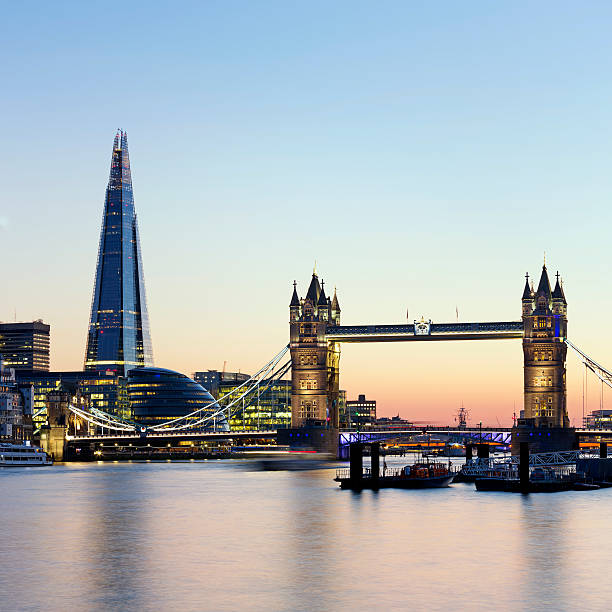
<box><xmin>290</xmin><ymin>281</ymin><xmax>300</xmax><ymax>323</ymax></box>
<box><xmin>552</xmin><ymin>273</ymin><xmax>567</xmax><ymax>317</ymax></box>
<box><xmin>534</xmin><ymin>264</ymin><xmax>552</xmax><ymax>312</ymax></box>
<box><xmin>318</xmin><ymin>280</ymin><xmax>329</xmax><ymax>321</ymax></box>
<box><xmin>521</xmin><ymin>273</ymin><xmax>533</xmax><ymax>317</ymax></box>
<box><xmin>331</xmin><ymin>287</ymin><xmax>341</xmax><ymax>325</ymax></box>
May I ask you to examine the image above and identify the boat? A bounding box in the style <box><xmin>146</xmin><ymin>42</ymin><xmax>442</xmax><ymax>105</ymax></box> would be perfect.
<box><xmin>0</xmin><ymin>442</ymin><xmax>53</xmax><ymax>466</ymax></box>
<box><xmin>334</xmin><ymin>461</ymin><xmax>454</xmax><ymax>490</ymax></box>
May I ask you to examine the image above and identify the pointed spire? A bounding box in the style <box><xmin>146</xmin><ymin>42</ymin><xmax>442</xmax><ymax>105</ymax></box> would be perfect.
<box><xmin>552</xmin><ymin>272</ymin><xmax>566</xmax><ymax>303</ymax></box>
<box><xmin>290</xmin><ymin>280</ymin><xmax>300</xmax><ymax>307</ymax></box>
<box><xmin>522</xmin><ymin>272</ymin><xmax>532</xmax><ymax>300</ymax></box>
<box><xmin>536</xmin><ymin>264</ymin><xmax>551</xmax><ymax>299</ymax></box>
<box><xmin>331</xmin><ymin>286</ymin><xmax>340</xmax><ymax>311</ymax></box>
<box><xmin>318</xmin><ymin>279</ymin><xmax>328</xmax><ymax>306</ymax></box>
<box><xmin>305</xmin><ymin>272</ymin><xmax>320</xmax><ymax>303</ymax></box>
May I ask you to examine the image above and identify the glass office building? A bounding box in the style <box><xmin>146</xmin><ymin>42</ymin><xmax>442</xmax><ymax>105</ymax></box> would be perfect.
<box><xmin>85</xmin><ymin>130</ymin><xmax>153</xmax><ymax>376</ymax></box>
<box><xmin>14</xmin><ymin>370</ymin><xmax>129</xmax><ymax>428</ymax></box>
<box><xmin>196</xmin><ymin>371</ymin><xmax>292</xmax><ymax>431</ymax></box>
<box><xmin>128</xmin><ymin>367</ymin><xmax>227</xmax><ymax>430</ymax></box>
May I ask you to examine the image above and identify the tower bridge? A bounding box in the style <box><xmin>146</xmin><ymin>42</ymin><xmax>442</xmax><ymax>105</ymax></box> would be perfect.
<box><xmin>289</xmin><ymin>262</ymin><xmax>571</xmax><ymax>452</ymax></box>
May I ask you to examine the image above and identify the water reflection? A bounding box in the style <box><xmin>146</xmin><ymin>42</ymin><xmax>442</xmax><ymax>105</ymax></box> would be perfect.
<box><xmin>2</xmin><ymin>462</ymin><xmax>612</xmax><ymax>611</ymax></box>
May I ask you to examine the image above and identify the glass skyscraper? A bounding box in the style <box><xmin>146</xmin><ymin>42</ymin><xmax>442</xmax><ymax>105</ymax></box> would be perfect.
<box><xmin>85</xmin><ymin>130</ymin><xmax>153</xmax><ymax>376</ymax></box>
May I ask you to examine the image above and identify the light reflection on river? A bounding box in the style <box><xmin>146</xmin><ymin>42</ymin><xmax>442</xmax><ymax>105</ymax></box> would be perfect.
<box><xmin>2</xmin><ymin>459</ymin><xmax>612</xmax><ymax>611</ymax></box>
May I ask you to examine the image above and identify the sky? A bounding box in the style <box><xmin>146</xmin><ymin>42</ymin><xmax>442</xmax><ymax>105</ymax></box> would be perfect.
<box><xmin>2</xmin><ymin>1</ymin><xmax>612</xmax><ymax>426</ymax></box>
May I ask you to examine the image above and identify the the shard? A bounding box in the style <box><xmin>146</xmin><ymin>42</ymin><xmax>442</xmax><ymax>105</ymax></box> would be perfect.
<box><xmin>85</xmin><ymin>130</ymin><xmax>153</xmax><ymax>375</ymax></box>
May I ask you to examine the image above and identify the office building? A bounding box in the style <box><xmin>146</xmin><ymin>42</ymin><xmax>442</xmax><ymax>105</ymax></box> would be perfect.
<box><xmin>0</xmin><ymin>321</ymin><xmax>50</xmax><ymax>371</ymax></box>
<box><xmin>195</xmin><ymin>370</ymin><xmax>292</xmax><ymax>430</ymax></box>
<box><xmin>345</xmin><ymin>394</ymin><xmax>377</xmax><ymax>427</ymax></box>
<box><xmin>85</xmin><ymin>130</ymin><xmax>153</xmax><ymax>375</ymax></box>
<box><xmin>193</xmin><ymin>370</ymin><xmax>250</xmax><ymax>399</ymax></box>
<box><xmin>128</xmin><ymin>367</ymin><xmax>226</xmax><ymax>430</ymax></box>
<box><xmin>0</xmin><ymin>356</ymin><xmax>34</xmax><ymax>441</ymax></box>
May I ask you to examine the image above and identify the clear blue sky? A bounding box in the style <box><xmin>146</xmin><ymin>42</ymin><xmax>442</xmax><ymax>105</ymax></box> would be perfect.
<box><xmin>2</xmin><ymin>1</ymin><xmax>612</xmax><ymax>424</ymax></box>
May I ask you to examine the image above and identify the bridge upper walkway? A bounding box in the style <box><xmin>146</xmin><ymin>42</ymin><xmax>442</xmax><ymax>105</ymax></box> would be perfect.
<box><xmin>325</xmin><ymin>321</ymin><xmax>524</xmax><ymax>342</ymax></box>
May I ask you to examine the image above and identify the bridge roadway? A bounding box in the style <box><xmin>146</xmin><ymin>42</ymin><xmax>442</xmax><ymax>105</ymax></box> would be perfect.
<box><xmin>66</xmin><ymin>430</ymin><xmax>279</xmax><ymax>444</ymax></box>
<box><xmin>325</xmin><ymin>321</ymin><xmax>524</xmax><ymax>342</ymax></box>
<box><xmin>65</xmin><ymin>426</ymin><xmax>612</xmax><ymax>446</ymax></box>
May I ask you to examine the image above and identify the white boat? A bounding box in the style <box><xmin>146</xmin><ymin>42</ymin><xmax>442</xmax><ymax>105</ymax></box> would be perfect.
<box><xmin>0</xmin><ymin>442</ymin><xmax>53</xmax><ymax>466</ymax></box>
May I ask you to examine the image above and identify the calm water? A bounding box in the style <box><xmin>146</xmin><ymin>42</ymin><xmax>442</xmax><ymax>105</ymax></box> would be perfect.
<box><xmin>1</xmin><ymin>459</ymin><xmax>612</xmax><ymax>612</ymax></box>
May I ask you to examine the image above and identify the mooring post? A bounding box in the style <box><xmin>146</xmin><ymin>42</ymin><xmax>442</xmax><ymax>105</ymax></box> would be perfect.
<box><xmin>477</xmin><ymin>443</ymin><xmax>489</xmax><ymax>460</ymax></box>
<box><xmin>600</xmin><ymin>442</ymin><xmax>608</xmax><ymax>458</ymax></box>
<box><xmin>349</xmin><ymin>442</ymin><xmax>363</xmax><ymax>486</ymax></box>
<box><xmin>520</xmin><ymin>441</ymin><xmax>530</xmax><ymax>493</ymax></box>
<box><xmin>371</xmin><ymin>442</ymin><xmax>380</xmax><ymax>483</ymax></box>
<box><xmin>466</xmin><ymin>444</ymin><xmax>473</xmax><ymax>461</ymax></box>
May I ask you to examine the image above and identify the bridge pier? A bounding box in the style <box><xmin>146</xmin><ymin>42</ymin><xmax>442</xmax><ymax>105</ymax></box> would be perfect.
<box><xmin>38</xmin><ymin>425</ymin><xmax>67</xmax><ymax>462</ymax></box>
<box><xmin>277</xmin><ymin>425</ymin><xmax>338</xmax><ymax>456</ymax></box>
<box><xmin>511</xmin><ymin>423</ymin><xmax>577</xmax><ymax>454</ymax></box>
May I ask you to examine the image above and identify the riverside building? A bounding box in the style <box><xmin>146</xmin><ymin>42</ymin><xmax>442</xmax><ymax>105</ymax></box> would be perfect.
<box><xmin>195</xmin><ymin>370</ymin><xmax>292</xmax><ymax>430</ymax></box>
<box><xmin>0</xmin><ymin>356</ymin><xmax>34</xmax><ymax>441</ymax></box>
<box><xmin>345</xmin><ymin>394</ymin><xmax>377</xmax><ymax>427</ymax></box>
<box><xmin>0</xmin><ymin>321</ymin><xmax>50</xmax><ymax>371</ymax></box>
<box><xmin>128</xmin><ymin>367</ymin><xmax>226</xmax><ymax>430</ymax></box>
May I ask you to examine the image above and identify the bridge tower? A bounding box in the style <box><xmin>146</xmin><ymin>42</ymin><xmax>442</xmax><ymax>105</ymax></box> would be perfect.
<box><xmin>289</xmin><ymin>273</ymin><xmax>340</xmax><ymax>428</ymax></box>
<box><xmin>521</xmin><ymin>264</ymin><xmax>570</xmax><ymax>429</ymax></box>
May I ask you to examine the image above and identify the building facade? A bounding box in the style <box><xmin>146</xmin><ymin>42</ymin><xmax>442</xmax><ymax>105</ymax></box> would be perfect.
<box><xmin>0</xmin><ymin>321</ymin><xmax>50</xmax><ymax>371</ymax></box>
<box><xmin>193</xmin><ymin>371</ymin><xmax>250</xmax><ymax>399</ymax></box>
<box><xmin>128</xmin><ymin>367</ymin><xmax>226</xmax><ymax>430</ymax></box>
<box><xmin>0</xmin><ymin>357</ymin><xmax>33</xmax><ymax>441</ymax></box>
<box><xmin>584</xmin><ymin>410</ymin><xmax>612</xmax><ymax>429</ymax></box>
<box><xmin>85</xmin><ymin>130</ymin><xmax>153</xmax><ymax>376</ymax></box>
<box><xmin>521</xmin><ymin>265</ymin><xmax>570</xmax><ymax>428</ymax></box>
<box><xmin>345</xmin><ymin>394</ymin><xmax>377</xmax><ymax>427</ymax></box>
<box><xmin>289</xmin><ymin>273</ymin><xmax>341</xmax><ymax>427</ymax></box>
<box><xmin>15</xmin><ymin>369</ymin><xmax>129</xmax><ymax>426</ymax></box>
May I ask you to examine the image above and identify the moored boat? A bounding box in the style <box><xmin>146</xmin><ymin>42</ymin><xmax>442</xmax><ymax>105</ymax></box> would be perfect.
<box><xmin>0</xmin><ymin>442</ymin><xmax>53</xmax><ymax>466</ymax></box>
<box><xmin>335</xmin><ymin>461</ymin><xmax>454</xmax><ymax>490</ymax></box>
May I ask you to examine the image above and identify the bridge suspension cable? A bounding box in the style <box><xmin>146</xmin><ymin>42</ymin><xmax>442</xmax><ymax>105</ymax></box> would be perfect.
<box><xmin>148</xmin><ymin>345</ymin><xmax>291</xmax><ymax>432</ymax></box>
<box><xmin>65</xmin><ymin>344</ymin><xmax>291</xmax><ymax>435</ymax></box>
<box><xmin>565</xmin><ymin>339</ymin><xmax>612</xmax><ymax>391</ymax></box>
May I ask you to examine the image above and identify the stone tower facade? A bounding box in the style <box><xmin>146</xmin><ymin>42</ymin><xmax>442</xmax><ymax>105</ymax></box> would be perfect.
<box><xmin>289</xmin><ymin>273</ymin><xmax>341</xmax><ymax>428</ymax></box>
<box><xmin>521</xmin><ymin>265</ymin><xmax>570</xmax><ymax>428</ymax></box>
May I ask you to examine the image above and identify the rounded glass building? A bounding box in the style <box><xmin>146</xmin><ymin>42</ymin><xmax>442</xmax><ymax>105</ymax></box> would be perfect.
<box><xmin>127</xmin><ymin>367</ymin><xmax>228</xmax><ymax>431</ymax></box>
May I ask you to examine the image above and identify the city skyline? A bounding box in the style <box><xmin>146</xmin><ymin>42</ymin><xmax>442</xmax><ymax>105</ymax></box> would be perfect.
<box><xmin>3</xmin><ymin>3</ymin><xmax>612</xmax><ymax>425</ymax></box>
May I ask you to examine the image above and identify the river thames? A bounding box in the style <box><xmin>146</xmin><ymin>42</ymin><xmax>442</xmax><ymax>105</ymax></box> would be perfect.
<box><xmin>2</xmin><ymin>460</ymin><xmax>611</xmax><ymax>611</ymax></box>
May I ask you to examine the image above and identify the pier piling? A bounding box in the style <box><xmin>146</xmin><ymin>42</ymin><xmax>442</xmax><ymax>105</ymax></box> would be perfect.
<box><xmin>476</xmin><ymin>444</ymin><xmax>489</xmax><ymax>459</ymax></box>
<box><xmin>519</xmin><ymin>441</ymin><xmax>529</xmax><ymax>493</ymax></box>
<box><xmin>371</xmin><ymin>442</ymin><xmax>380</xmax><ymax>484</ymax></box>
<box><xmin>349</xmin><ymin>442</ymin><xmax>363</xmax><ymax>487</ymax></box>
